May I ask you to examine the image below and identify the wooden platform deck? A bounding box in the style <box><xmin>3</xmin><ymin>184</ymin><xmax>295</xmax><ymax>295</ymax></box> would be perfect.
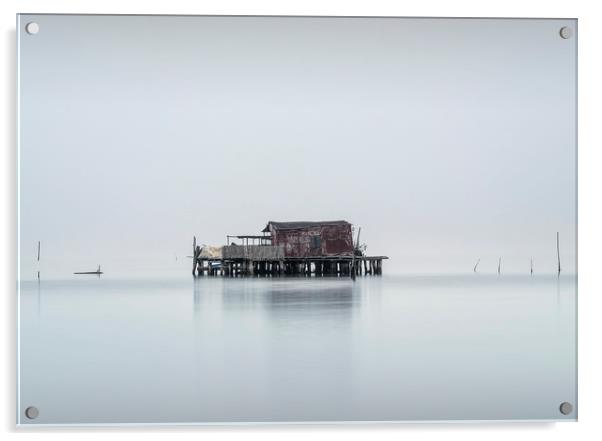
<box><xmin>193</xmin><ymin>251</ymin><xmax>388</xmax><ymax>277</ymax></box>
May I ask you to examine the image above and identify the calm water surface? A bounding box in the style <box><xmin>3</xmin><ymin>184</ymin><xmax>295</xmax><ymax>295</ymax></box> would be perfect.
<box><xmin>18</xmin><ymin>274</ymin><xmax>576</xmax><ymax>424</ymax></box>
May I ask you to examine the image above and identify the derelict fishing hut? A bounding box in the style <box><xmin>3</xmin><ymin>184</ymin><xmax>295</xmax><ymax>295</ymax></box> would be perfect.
<box><xmin>192</xmin><ymin>220</ymin><xmax>388</xmax><ymax>277</ymax></box>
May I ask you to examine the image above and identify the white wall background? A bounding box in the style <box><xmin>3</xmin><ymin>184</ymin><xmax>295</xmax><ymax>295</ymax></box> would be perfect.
<box><xmin>2</xmin><ymin>0</ymin><xmax>601</xmax><ymax>440</ymax></box>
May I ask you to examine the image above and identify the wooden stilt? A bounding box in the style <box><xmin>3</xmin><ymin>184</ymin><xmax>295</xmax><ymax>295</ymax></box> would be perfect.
<box><xmin>192</xmin><ymin>236</ymin><xmax>197</xmax><ymax>276</ymax></box>
<box><xmin>557</xmin><ymin>232</ymin><xmax>561</xmax><ymax>275</ymax></box>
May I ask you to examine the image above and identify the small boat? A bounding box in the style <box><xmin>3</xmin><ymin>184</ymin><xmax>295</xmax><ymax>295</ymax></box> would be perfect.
<box><xmin>74</xmin><ymin>265</ymin><xmax>103</xmax><ymax>275</ymax></box>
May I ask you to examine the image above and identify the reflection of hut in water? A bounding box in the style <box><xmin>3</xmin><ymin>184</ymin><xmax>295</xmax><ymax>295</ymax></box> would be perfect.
<box><xmin>192</xmin><ymin>220</ymin><xmax>387</xmax><ymax>277</ymax></box>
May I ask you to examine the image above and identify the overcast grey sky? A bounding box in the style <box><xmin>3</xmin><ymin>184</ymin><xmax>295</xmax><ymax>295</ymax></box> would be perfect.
<box><xmin>18</xmin><ymin>15</ymin><xmax>577</xmax><ymax>277</ymax></box>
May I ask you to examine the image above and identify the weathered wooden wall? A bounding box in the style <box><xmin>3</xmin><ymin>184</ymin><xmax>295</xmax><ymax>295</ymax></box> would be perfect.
<box><xmin>222</xmin><ymin>244</ymin><xmax>285</xmax><ymax>261</ymax></box>
<box><xmin>269</xmin><ymin>223</ymin><xmax>353</xmax><ymax>258</ymax></box>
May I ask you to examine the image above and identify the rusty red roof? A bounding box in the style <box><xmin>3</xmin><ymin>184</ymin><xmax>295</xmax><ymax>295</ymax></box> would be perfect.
<box><xmin>262</xmin><ymin>220</ymin><xmax>350</xmax><ymax>232</ymax></box>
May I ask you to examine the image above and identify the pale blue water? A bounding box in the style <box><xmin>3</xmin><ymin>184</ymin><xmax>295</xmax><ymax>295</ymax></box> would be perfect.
<box><xmin>18</xmin><ymin>274</ymin><xmax>576</xmax><ymax>424</ymax></box>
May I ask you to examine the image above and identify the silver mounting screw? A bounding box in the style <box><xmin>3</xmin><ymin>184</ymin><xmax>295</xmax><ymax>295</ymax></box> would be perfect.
<box><xmin>559</xmin><ymin>26</ymin><xmax>573</xmax><ymax>39</ymax></box>
<box><xmin>25</xmin><ymin>406</ymin><xmax>39</xmax><ymax>419</ymax></box>
<box><xmin>25</xmin><ymin>22</ymin><xmax>40</xmax><ymax>35</ymax></box>
<box><xmin>559</xmin><ymin>401</ymin><xmax>573</xmax><ymax>415</ymax></box>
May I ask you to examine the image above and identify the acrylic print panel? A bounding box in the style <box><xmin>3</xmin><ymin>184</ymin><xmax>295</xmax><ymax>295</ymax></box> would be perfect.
<box><xmin>17</xmin><ymin>15</ymin><xmax>577</xmax><ymax>425</ymax></box>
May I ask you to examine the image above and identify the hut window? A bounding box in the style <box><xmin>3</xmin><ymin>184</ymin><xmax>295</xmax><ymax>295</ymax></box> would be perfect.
<box><xmin>310</xmin><ymin>235</ymin><xmax>321</xmax><ymax>249</ymax></box>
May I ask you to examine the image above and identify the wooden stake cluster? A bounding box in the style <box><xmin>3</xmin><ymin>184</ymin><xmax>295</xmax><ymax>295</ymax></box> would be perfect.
<box><xmin>472</xmin><ymin>232</ymin><xmax>563</xmax><ymax>275</ymax></box>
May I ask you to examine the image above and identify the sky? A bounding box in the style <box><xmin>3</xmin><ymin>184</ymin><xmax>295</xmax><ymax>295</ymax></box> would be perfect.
<box><xmin>18</xmin><ymin>15</ymin><xmax>577</xmax><ymax>278</ymax></box>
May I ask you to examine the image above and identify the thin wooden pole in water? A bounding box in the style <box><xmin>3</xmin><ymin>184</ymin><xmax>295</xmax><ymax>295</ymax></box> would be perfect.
<box><xmin>498</xmin><ymin>257</ymin><xmax>501</xmax><ymax>275</ymax></box>
<box><xmin>192</xmin><ymin>236</ymin><xmax>197</xmax><ymax>276</ymax></box>
<box><xmin>37</xmin><ymin>241</ymin><xmax>41</xmax><ymax>279</ymax></box>
<box><xmin>530</xmin><ymin>258</ymin><xmax>534</xmax><ymax>275</ymax></box>
<box><xmin>473</xmin><ymin>258</ymin><xmax>480</xmax><ymax>273</ymax></box>
<box><xmin>351</xmin><ymin>227</ymin><xmax>357</xmax><ymax>280</ymax></box>
<box><xmin>557</xmin><ymin>232</ymin><xmax>561</xmax><ymax>275</ymax></box>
